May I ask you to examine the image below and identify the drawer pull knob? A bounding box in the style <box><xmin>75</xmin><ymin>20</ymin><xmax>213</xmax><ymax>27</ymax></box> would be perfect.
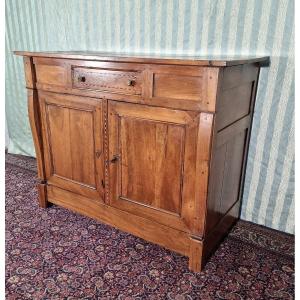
<box><xmin>127</xmin><ymin>79</ymin><xmax>135</xmax><ymax>86</ymax></box>
<box><xmin>78</xmin><ymin>75</ymin><xmax>86</xmax><ymax>82</ymax></box>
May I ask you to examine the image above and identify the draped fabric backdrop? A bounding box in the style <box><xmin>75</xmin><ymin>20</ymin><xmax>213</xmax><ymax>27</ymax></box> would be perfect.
<box><xmin>5</xmin><ymin>0</ymin><xmax>294</xmax><ymax>233</ymax></box>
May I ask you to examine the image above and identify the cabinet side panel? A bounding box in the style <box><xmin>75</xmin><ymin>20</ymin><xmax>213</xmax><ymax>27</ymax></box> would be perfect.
<box><xmin>206</xmin><ymin>127</ymin><xmax>248</xmax><ymax>233</ymax></box>
<box><xmin>216</xmin><ymin>83</ymin><xmax>253</xmax><ymax>130</ymax></box>
<box><xmin>220</xmin><ymin>130</ymin><xmax>248</xmax><ymax>215</ymax></box>
<box><xmin>216</xmin><ymin>64</ymin><xmax>259</xmax><ymax>131</ymax></box>
<box><xmin>205</xmin><ymin>64</ymin><xmax>260</xmax><ymax>236</ymax></box>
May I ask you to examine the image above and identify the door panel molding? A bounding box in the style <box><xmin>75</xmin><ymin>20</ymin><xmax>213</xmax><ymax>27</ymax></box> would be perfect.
<box><xmin>107</xmin><ymin>100</ymin><xmax>206</xmax><ymax>233</ymax></box>
<box><xmin>39</xmin><ymin>91</ymin><xmax>105</xmax><ymax>201</ymax></box>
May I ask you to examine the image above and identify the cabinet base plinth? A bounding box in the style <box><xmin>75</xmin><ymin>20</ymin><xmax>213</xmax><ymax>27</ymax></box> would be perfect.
<box><xmin>188</xmin><ymin>238</ymin><xmax>204</xmax><ymax>272</ymax></box>
<box><xmin>45</xmin><ymin>185</ymin><xmax>239</xmax><ymax>272</ymax></box>
<box><xmin>37</xmin><ymin>183</ymin><xmax>49</xmax><ymax>208</ymax></box>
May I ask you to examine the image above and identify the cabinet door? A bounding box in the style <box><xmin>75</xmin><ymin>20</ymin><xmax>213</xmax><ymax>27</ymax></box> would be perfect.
<box><xmin>39</xmin><ymin>92</ymin><xmax>104</xmax><ymax>201</ymax></box>
<box><xmin>107</xmin><ymin>101</ymin><xmax>203</xmax><ymax>233</ymax></box>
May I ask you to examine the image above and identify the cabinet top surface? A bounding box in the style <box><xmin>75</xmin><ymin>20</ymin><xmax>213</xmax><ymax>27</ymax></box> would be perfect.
<box><xmin>14</xmin><ymin>51</ymin><xmax>269</xmax><ymax>67</ymax></box>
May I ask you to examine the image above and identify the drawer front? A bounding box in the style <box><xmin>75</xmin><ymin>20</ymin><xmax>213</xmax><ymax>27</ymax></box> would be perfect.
<box><xmin>153</xmin><ymin>73</ymin><xmax>203</xmax><ymax>100</ymax></box>
<box><xmin>72</xmin><ymin>67</ymin><xmax>143</xmax><ymax>95</ymax></box>
<box><xmin>35</xmin><ymin>63</ymin><xmax>69</xmax><ymax>87</ymax></box>
<box><xmin>147</xmin><ymin>66</ymin><xmax>219</xmax><ymax>111</ymax></box>
<box><xmin>33</xmin><ymin>57</ymin><xmax>219</xmax><ymax>112</ymax></box>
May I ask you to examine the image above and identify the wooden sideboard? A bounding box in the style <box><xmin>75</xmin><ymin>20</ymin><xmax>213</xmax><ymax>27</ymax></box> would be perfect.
<box><xmin>15</xmin><ymin>51</ymin><xmax>269</xmax><ymax>272</ymax></box>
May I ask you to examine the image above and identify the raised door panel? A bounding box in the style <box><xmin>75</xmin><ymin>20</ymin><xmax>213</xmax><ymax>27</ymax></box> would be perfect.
<box><xmin>120</xmin><ymin>117</ymin><xmax>184</xmax><ymax>214</ymax></box>
<box><xmin>39</xmin><ymin>92</ymin><xmax>104</xmax><ymax>200</ymax></box>
<box><xmin>107</xmin><ymin>101</ymin><xmax>205</xmax><ymax>233</ymax></box>
<box><xmin>205</xmin><ymin>118</ymin><xmax>249</xmax><ymax>234</ymax></box>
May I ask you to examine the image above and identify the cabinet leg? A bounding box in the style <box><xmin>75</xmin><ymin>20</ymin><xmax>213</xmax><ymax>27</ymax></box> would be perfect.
<box><xmin>37</xmin><ymin>182</ymin><xmax>49</xmax><ymax>208</ymax></box>
<box><xmin>188</xmin><ymin>237</ymin><xmax>204</xmax><ymax>272</ymax></box>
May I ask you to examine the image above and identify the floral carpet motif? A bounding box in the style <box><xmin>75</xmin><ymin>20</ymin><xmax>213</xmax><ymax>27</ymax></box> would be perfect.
<box><xmin>5</xmin><ymin>153</ymin><xmax>294</xmax><ymax>299</ymax></box>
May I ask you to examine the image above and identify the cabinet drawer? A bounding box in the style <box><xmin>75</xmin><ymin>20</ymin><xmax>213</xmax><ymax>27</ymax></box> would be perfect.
<box><xmin>72</xmin><ymin>67</ymin><xmax>143</xmax><ymax>95</ymax></box>
<box><xmin>148</xmin><ymin>66</ymin><xmax>219</xmax><ymax>111</ymax></box>
<box><xmin>33</xmin><ymin>57</ymin><xmax>219</xmax><ymax>111</ymax></box>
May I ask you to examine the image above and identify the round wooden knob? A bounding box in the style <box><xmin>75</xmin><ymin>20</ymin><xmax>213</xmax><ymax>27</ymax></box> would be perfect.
<box><xmin>78</xmin><ymin>75</ymin><xmax>86</xmax><ymax>82</ymax></box>
<box><xmin>127</xmin><ymin>79</ymin><xmax>135</xmax><ymax>86</ymax></box>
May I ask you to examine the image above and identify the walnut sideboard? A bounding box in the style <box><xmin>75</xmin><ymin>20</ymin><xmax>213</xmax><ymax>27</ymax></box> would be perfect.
<box><xmin>15</xmin><ymin>51</ymin><xmax>269</xmax><ymax>272</ymax></box>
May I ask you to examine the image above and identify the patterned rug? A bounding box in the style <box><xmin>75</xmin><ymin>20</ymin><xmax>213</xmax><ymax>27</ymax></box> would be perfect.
<box><xmin>5</xmin><ymin>153</ymin><xmax>294</xmax><ymax>299</ymax></box>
